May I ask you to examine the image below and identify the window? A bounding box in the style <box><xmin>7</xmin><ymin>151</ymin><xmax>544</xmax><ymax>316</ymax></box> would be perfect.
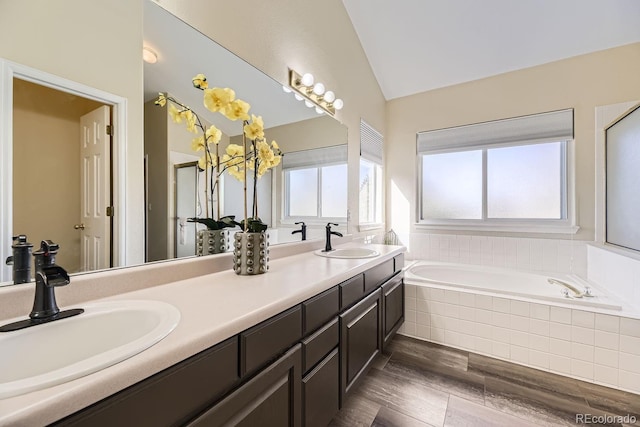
<box><xmin>283</xmin><ymin>145</ymin><xmax>347</xmax><ymax>220</ymax></box>
<box><xmin>359</xmin><ymin>120</ymin><xmax>384</xmax><ymax>226</ymax></box>
<box><xmin>417</xmin><ymin>109</ymin><xmax>575</xmax><ymax>233</ymax></box>
<box><xmin>605</xmin><ymin>103</ymin><xmax>640</xmax><ymax>252</ymax></box>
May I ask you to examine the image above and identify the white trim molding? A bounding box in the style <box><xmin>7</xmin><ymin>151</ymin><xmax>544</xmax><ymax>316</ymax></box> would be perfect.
<box><xmin>0</xmin><ymin>58</ymin><xmax>128</xmax><ymax>282</ymax></box>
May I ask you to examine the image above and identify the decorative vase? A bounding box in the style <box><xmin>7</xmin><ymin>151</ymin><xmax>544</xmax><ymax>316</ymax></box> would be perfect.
<box><xmin>197</xmin><ymin>229</ymin><xmax>229</xmax><ymax>255</ymax></box>
<box><xmin>233</xmin><ymin>231</ymin><xmax>269</xmax><ymax>275</ymax></box>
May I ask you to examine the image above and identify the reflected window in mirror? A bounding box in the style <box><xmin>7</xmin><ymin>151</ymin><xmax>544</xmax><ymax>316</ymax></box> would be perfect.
<box><xmin>359</xmin><ymin>120</ymin><xmax>384</xmax><ymax>227</ymax></box>
<box><xmin>283</xmin><ymin>145</ymin><xmax>348</xmax><ymax>221</ymax></box>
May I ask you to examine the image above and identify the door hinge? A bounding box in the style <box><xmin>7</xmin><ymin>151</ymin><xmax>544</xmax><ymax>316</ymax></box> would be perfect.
<box><xmin>106</xmin><ymin>206</ymin><xmax>114</xmax><ymax>217</ymax></box>
<box><xmin>106</xmin><ymin>125</ymin><xmax>113</xmax><ymax>136</ymax></box>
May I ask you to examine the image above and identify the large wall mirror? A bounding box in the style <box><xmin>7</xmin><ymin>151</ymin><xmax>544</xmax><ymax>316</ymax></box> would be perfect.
<box><xmin>0</xmin><ymin>0</ymin><xmax>347</xmax><ymax>284</ymax></box>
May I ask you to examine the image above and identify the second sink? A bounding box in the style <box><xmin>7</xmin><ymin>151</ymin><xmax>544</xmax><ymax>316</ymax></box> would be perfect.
<box><xmin>315</xmin><ymin>247</ymin><xmax>380</xmax><ymax>259</ymax></box>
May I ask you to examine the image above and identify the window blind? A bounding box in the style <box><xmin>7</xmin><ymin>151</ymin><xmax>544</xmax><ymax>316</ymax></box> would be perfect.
<box><xmin>417</xmin><ymin>109</ymin><xmax>574</xmax><ymax>153</ymax></box>
<box><xmin>282</xmin><ymin>144</ymin><xmax>347</xmax><ymax>170</ymax></box>
<box><xmin>360</xmin><ymin>119</ymin><xmax>383</xmax><ymax>164</ymax></box>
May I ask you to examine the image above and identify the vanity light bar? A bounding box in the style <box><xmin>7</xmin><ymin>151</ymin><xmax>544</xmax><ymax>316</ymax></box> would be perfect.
<box><xmin>288</xmin><ymin>69</ymin><xmax>343</xmax><ymax>116</ymax></box>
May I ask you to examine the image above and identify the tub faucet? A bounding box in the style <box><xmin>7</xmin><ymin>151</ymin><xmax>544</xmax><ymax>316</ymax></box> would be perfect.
<box><xmin>323</xmin><ymin>223</ymin><xmax>343</xmax><ymax>252</ymax></box>
<box><xmin>292</xmin><ymin>222</ymin><xmax>307</xmax><ymax>241</ymax></box>
<box><xmin>548</xmin><ymin>278</ymin><xmax>585</xmax><ymax>299</ymax></box>
<box><xmin>0</xmin><ymin>240</ymin><xmax>84</xmax><ymax>332</ymax></box>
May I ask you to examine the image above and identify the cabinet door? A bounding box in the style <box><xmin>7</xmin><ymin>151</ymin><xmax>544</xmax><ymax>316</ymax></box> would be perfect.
<box><xmin>339</xmin><ymin>288</ymin><xmax>382</xmax><ymax>400</ymax></box>
<box><xmin>382</xmin><ymin>275</ymin><xmax>404</xmax><ymax>350</ymax></box>
<box><xmin>189</xmin><ymin>344</ymin><xmax>302</xmax><ymax>427</ymax></box>
<box><xmin>302</xmin><ymin>348</ymin><xmax>339</xmax><ymax>427</ymax></box>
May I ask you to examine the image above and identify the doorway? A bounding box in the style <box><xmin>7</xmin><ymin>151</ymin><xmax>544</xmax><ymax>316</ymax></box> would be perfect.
<box><xmin>12</xmin><ymin>79</ymin><xmax>111</xmax><ymax>273</ymax></box>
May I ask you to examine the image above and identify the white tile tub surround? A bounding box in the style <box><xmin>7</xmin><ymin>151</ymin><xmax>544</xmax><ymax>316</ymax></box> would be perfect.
<box><xmin>407</xmin><ymin>234</ymin><xmax>588</xmax><ymax>278</ymax></box>
<box><xmin>399</xmin><ymin>283</ymin><xmax>640</xmax><ymax>395</ymax></box>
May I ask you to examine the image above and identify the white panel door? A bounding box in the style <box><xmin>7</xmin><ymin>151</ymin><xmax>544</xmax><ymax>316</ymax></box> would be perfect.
<box><xmin>80</xmin><ymin>106</ymin><xmax>111</xmax><ymax>271</ymax></box>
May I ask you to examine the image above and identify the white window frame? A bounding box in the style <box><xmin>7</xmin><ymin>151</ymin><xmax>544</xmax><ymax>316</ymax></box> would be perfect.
<box><xmin>416</xmin><ymin>110</ymin><xmax>578</xmax><ymax>234</ymax></box>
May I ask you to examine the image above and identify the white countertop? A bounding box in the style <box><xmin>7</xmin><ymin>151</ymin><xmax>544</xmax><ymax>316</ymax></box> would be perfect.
<box><xmin>0</xmin><ymin>243</ymin><xmax>404</xmax><ymax>426</ymax></box>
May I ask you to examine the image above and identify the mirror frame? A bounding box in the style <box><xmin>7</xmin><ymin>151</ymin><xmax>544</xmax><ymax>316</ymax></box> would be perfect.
<box><xmin>0</xmin><ymin>58</ymin><xmax>130</xmax><ymax>282</ymax></box>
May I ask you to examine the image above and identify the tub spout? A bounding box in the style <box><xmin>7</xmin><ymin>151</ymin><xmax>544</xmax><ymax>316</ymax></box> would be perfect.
<box><xmin>548</xmin><ymin>278</ymin><xmax>584</xmax><ymax>298</ymax></box>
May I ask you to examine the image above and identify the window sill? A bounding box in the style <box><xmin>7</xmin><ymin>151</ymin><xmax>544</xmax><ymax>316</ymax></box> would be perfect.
<box><xmin>358</xmin><ymin>223</ymin><xmax>384</xmax><ymax>232</ymax></box>
<box><xmin>415</xmin><ymin>222</ymin><xmax>579</xmax><ymax>235</ymax></box>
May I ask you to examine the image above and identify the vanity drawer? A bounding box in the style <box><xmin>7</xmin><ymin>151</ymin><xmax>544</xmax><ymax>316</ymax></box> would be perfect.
<box><xmin>54</xmin><ymin>336</ymin><xmax>239</xmax><ymax>427</ymax></box>
<box><xmin>303</xmin><ymin>286</ymin><xmax>339</xmax><ymax>335</ymax></box>
<box><xmin>364</xmin><ymin>259</ymin><xmax>394</xmax><ymax>293</ymax></box>
<box><xmin>240</xmin><ymin>305</ymin><xmax>302</xmax><ymax>377</ymax></box>
<box><xmin>302</xmin><ymin>318</ymin><xmax>339</xmax><ymax>373</ymax></box>
<box><xmin>339</xmin><ymin>274</ymin><xmax>365</xmax><ymax>310</ymax></box>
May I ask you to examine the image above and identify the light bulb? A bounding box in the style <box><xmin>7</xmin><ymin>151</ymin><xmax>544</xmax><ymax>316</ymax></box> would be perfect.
<box><xmin>333</xmin><ymin>99</ymin><xmax>344</xmax><ymax>110</ymax></box>
<box><xmin>301</xmin><ymin>73</ymin><xmax>314</xmax><ymax>87</ymax></box>
<box><xmin>313</xmin><ymin>82</ymin><xmax>325</xmax><ymax>96</ymax></box>
<box><xmin>324</xmin><ymin>91</ymin><xmax>335</xmax><ymax>103</ymax></box>
<box><xmin>315</xmin><ymin>106</ymin><xmax>324</xmax><ymax>114</ymax></box>
<box><xmin>294</xmin><ymin>93</ymin><xmax>304</xmax><ymax>101</ymax></box>
<box><xmin>282</xmin><ymin>85</ymin><xmax>292</xmax><ymax>93</ymax></box>
<box><xmin>304</xmin><ymin>100</ymin><xmax>314</xmax><ymax>108</ymax></box>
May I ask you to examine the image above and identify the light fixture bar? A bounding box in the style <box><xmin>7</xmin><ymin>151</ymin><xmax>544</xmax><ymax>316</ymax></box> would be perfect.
<box><xmin>288</xmin><ymin>68</ymin><xmax>339</xmax><ymax>116</ymax></box>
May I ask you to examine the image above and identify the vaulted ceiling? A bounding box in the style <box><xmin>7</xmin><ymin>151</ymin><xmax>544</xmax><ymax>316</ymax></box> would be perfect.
<box><xmin>342</xmin><ymin>0</ymin><xmax>640</xmax><ymax>100</ymax></box>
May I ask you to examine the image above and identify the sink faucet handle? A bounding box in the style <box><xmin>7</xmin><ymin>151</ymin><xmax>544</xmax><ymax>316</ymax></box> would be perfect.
<box><xmin>40</xmin><ymin>240</ymin><xmax>60</xmax><ymax>255</ymax></box>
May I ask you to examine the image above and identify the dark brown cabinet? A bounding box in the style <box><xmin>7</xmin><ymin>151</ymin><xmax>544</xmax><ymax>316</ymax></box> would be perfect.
<box><xmin>189</xmin><ymin>344</ymin><xmax>302</xmax><ymax>427</ymax></box>
<box><xmin>52</xmin><ymin>337</ymin><xmax>240</xmax><ymax>427</ymax></box>
<box><xmin>382</xmin><ymin>275</ymin><xmax>404</xmax><ymax>350</ymax></box>
<box><xmin>339</xmin><ymin>288</ymin><xmax>382</xmax><ymax>399</ymax></box>
<box><xmin>240</xmin><ymin>305</ymin><xmax>302</xmax><ymax>377</ymax></box>
<box><xmin>302</xmin><ymin>348</ymin><xmax>339</xmax><ymax>427</ymax></box>
<box><xmin>51</xmin><ymin>255</ymin><xmax>404</xmax><ymax>427</ymax></box>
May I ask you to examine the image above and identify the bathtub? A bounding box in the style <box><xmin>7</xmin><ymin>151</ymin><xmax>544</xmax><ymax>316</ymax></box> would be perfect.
<box><xmin>404</xmin><ymin>261</ymin><xmax>622</xmax><ymax>311</ymax></box>
<box><xmin>400</xmin><ymin>261</ymin><xmax>640</xmax><ymax>395</ymax></box>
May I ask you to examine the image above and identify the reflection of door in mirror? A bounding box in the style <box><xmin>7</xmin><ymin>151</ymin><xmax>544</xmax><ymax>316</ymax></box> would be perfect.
<box><xmin>12</xmin><ymin>79</ymin><xmax>110</xmax><ymax>275</ymax></box>
<box><xmin>174</xmin><ymin>162</ymin><xmax>199</xmax><ymax>258</ymax></box>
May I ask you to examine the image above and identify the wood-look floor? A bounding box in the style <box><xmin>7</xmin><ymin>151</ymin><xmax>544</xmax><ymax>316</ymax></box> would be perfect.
<box><xmin>329</xmin><ymin>335</ymin><xmax>640</xmax><ymax>427</ymax></box>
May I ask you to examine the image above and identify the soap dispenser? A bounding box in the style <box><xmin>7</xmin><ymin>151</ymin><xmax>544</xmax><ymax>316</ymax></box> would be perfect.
<box><xmin>5</xmin><ymin>235</ymin><xmax>33</xmax><ymax>284</ymax></box>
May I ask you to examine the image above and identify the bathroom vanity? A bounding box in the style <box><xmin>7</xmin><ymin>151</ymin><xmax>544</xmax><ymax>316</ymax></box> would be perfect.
<box><xmin>0</xmin><ymin>243</ymin><xmax>405</xmax><ymax>427</ymax></box>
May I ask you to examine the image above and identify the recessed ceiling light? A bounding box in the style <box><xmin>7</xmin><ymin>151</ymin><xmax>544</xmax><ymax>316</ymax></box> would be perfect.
<box><xmin>143</xmin><ymin>47</ymin><xmax>158</xmax><ymax>64</ymax></box>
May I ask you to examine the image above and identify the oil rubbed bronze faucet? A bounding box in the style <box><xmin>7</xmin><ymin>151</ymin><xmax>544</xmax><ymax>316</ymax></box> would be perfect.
<box><xmin>323</xmin><ymin>223</ymin><xmax>343</xmax><ymax>252</ymax></box>
<box><xmin>0</xmin><ymin>240</ymin><xmax>83</xmax><ymax>332</ymax></box>
<box><xmin>291</xmin><ymin>221</ymin><xmax>307</xmax><ymax>241</ymax></box>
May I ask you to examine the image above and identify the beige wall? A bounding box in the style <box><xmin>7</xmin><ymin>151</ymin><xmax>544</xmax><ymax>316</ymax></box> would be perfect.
<box><xmin>0</xmin><ymin>0</ymin><xmax>145</xmax><ymax>265</ymax></box>
<box><xmin>13</xmin><ymin>79</ymin><xmax>103</xmax><ymax>273</ymax></box>
<box><xmin>386</xmin><ymin>42</ymin><xmax>640</xmax><ymax>241</ymax></box>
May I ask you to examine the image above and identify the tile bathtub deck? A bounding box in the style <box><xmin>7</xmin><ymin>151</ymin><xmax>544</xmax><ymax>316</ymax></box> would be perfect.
<box><xmin>329</xmin><ymin>335</ymin><xmax>640</xmax><ymax>427</ymax></box>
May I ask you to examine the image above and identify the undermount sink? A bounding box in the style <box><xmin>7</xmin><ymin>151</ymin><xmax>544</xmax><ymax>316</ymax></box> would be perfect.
<box><xmin>0</xmin><ymin>299</ymin><xmax>180</xmax><ymax>399</ymax></box>
<box><xmin>314</xmin><ymin>247</ymin><xmax>380</xmax><ymax>259</ymax></box>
